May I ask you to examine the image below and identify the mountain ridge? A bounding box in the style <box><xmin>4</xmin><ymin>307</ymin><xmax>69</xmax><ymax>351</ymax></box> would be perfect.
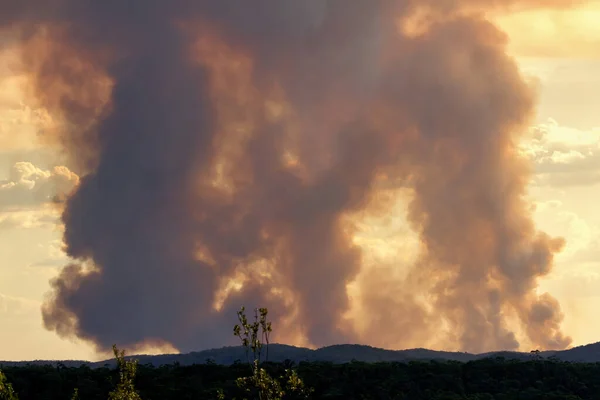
<box><xmin>2</xmin><ymin>341</ymin><xmax>600</xmax><ymax>367</ymax></box>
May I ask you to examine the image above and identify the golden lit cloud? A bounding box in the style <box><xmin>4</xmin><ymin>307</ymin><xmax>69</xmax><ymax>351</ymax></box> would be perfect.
<box><xmin>0</xmin><ymin>161</ymin><xmax>79</xmax><ymax>208</ymax></box>
<box><xmin>0</xmin><ymin>45</ymin><xmax>53</xmax><ymax>152</ymax></box>
<box><xmin>0</xmin><ymin>161</ymin><xmax>78</xmax><ymax>229</ymax></box>
<box><xmin>532</xmin><ymin>196</ymin><xmax>600</xmax><ymax>348</ymax></box>
<box><xmin>521</xmin><ymin>119</ymin><xmax>600</xmax><ymax>186</ymax></box>
<box><xmin>495</xmin><ymin>1</ymin><xmax>600</xmax><ymax>58</ymax></box>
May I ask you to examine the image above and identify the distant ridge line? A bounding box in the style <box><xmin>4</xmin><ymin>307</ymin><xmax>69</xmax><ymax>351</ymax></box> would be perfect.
<box><xmin>2</xmin><ymin>341</ymin><xmax>598</xmax><ymax>367</ymax></box>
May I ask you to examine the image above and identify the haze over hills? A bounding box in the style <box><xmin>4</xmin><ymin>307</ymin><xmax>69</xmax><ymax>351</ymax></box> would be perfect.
<box><xmin>2</xmin><ymin>341</ymin><xmax>600</xmax><ymax>368</ymax></box>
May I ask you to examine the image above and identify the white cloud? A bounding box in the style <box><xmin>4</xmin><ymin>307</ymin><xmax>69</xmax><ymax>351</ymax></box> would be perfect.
<box><xmin>27</xmin><ymin>239</ymin><xmax>70</xmax><ymax>270</ymax></box>
<box><xmin>0</xmin><ymin>162</ymin><xmax>78</xmax><ymax>229</ymax></box>
<box><xmin>0</xmin><ymin>209</ymin><xmax>60</xmax><ymax>230</ymax></box>
<box><xmin>532</xmin><ymin>197</ymin><xmax>600</xmax><ymax>348</ymax></box>
<box><xmin>521</xmin><ymin>119</ymin><xmax>600</xmax><ymax>187</ymax></box>
<box><xmin>0</xmin><ymin>162</ymin><xmax>79</xmax><ymax>209</ymax></box>
<box><xmin>0</xmin><ymin>67</ymin><xmax>54</xmax><ymax>152</ymax></box>
<box><xmin>533</xmin><ymin>199</ymin><xmax>600</xmax><ymax>263</ymax></box>
<box><xmin>496</xmin><ymin>3</ymin><xmax>600</xmax><ymax>59</ymax></box>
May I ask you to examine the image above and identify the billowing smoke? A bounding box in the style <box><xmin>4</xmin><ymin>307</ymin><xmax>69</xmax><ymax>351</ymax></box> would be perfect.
<box><xmin>1</xmin><ymin>0</ymin><xmax>577</xmax><ymax>353</ymax></box>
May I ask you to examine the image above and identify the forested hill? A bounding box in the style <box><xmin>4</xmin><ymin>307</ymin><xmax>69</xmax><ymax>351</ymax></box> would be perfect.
<box><xmin>3</xmin><ymin>341</ymin><xmax>600</xmax><ymax>367</ymax></box>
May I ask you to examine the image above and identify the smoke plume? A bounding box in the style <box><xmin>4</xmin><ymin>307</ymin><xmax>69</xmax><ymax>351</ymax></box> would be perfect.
<box><xmin>0</xmin><ymin>0</ymin><xmax>578</xmax><ymax>353</ymax></box>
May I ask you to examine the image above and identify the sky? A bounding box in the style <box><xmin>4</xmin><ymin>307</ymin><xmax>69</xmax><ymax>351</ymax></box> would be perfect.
<box><xmin>1</xmin><ymin>2</ymin><xmax>600</xmax><ymax>361</ymax></box>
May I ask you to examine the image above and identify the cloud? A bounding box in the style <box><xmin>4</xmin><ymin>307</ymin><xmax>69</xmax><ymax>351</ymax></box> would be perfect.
<box><xmin>0</xmin><ymin>99</ymin><xmax>53</xmax><ymax>151</ymax></box>
<box><xmin>0</xmin><ymin>209</ymin><xmax>59</xmax><ymax>229</ymax></box>
<box><xmin>533</xmin><ymin>199</ymin><xmax>599</xmax><ymax>259</ymax></box>
<box><xmin>521</xmin><ymin>119</ymin><xmax>600</xmax><ymax>186</ymax></box>
<box><xmin>567</xmin><ymin>232</ymin><xmax>600</xmax><ymax>265</ymax></box>
<box><xmin>0</xmin><ymin>161</ymin><xmax>78</xmax><ymax>229</ymax></box>
<box><xmin>0</xmin><ymin>161</ymin><xmax>79</xmax><ymax>209</ymax></box>
<box><xmin>27</xmin><ymin>239</ymin><xmax>70</xmax><ymax>270</ymax></box>
<box><xmin>0</xmin><ymin>47</ymin><xmax>55</xmax><ymax>152</ymax></box>
<box><xmin>495</xmin><ymin>2</ymin><xmax>600</xmax><ymax>58</ymax></box>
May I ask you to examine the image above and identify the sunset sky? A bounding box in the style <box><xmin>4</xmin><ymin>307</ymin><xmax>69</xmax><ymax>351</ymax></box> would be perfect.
<box><xmin>1</xmin><ymin>2</ymin><xmax>600</xmax><ymax>361</ymax></box>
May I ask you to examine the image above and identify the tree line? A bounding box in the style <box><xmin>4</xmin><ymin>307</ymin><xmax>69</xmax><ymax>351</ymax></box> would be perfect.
<box><xmin>2</xmin><ymin>308</ymin><xmax>599</xmax><ymax>399</ymax></box>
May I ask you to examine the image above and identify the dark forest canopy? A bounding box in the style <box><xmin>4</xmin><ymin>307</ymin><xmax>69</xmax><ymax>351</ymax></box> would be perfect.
<box><xmin>1</xmin><ymin>357</ymin><xmax>599</xmax><ymax>400</ymax></box>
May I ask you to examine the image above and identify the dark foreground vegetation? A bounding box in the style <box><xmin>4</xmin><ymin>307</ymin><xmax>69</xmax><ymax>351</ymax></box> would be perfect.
<box><xmin>3</xmin><ymin>357</ymin><xmax>600</xmax><ymax>399</ymax></box>
<box><xmin>2</xmin><ymin>308</ymin><xmax>599</xmax><ymax>399</ymax></box>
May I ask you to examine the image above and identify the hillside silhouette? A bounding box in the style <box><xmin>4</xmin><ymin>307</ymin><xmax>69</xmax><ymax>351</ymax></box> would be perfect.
<box><xmin>3</xmin><ymin>342</ymin><xmax>600</xmax><ymax>368</ymax></box>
